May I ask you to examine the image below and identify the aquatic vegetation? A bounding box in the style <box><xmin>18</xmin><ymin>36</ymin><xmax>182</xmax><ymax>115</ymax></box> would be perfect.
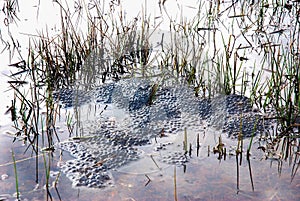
<box><xmin>0</xmin><ymin>0</ymin><xmax>299</xmax><ymax>200</ymax></box>
<box><xmin>11</xmin><ymin>150</ymin><xmax>20</xmax><ymax>200</ymax></box>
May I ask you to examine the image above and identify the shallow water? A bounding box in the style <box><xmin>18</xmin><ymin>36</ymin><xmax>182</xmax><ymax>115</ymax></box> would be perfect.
<box><xmin>0</xmin><ymin>88</ymin><xmax>299</xmax><ymax>200</ymax></box>
<box><xmin>1</xmin><ymin>121</ymin><xmax>299</xmax><ymax>201</ymax></box>
<box><xmin>0</xmin><ymin>0</ymin><xmax>299</xmax><ymax>200</ymax></box>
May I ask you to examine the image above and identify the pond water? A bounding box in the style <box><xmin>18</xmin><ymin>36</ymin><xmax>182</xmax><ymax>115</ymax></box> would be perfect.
<box><xmin>0</xmin><ymin>120</ymin><xmax>299</xmax><ymax>201</ymax></box>
<box><xmin>0</xmin><ymin>83</ymin><xmax>299</xmax><ymax>200</ymax></box>
<box><xmin>0</xmin><ymin>0</ymin><xmax>299</xmax><ymax>200</ymax></box>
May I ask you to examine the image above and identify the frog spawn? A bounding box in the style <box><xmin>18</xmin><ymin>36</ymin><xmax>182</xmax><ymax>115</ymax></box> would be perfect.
<box><xmin>59</xmin><ymin>125</ymin><xmax>143</xmax><ymax>188</ymax></box>
<box><xmin>56</xmin><ymin>79</ymin><xmax>269</xmax><ymax>188</ymax></box>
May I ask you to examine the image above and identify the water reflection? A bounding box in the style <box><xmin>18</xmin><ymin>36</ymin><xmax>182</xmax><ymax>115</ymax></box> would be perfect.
<box><xmin>0</xmin><ymin>121</ymin><xmax>299</xmax><ymax>200</ymax></box>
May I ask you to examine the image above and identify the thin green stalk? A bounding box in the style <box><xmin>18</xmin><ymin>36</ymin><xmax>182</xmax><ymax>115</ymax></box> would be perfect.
<box><xmin>247</xmin><ymin>149</ymin><xmax>255</xmax><ymax>191</ymax></box>
<box><xmin>247</xmin><ymin>117</ymin><xmax>259</xmax><ymax>153</ymax></box>
<box><xmin>236</xmin><ymin>151</ymin><xmax>239</xmax><ymax>193</ymax></box>
<box><xmin>12</xmin><ymin>150</ymin><xmax>20</xmax><ymax>200</ymax></box>
<box><xmin>174</xmin><ymin>166</ymin><xmax>178</xmax><ymax>201</ymax></box>
<box><xmin>43</xmin><ymin>152</ymin><xmax>52</xmax><ymax>201</ymax></box>
<box><xmin>183</xmin><ymin>128</ymin><xmax>188</xmax><ymax>154</ymax></box>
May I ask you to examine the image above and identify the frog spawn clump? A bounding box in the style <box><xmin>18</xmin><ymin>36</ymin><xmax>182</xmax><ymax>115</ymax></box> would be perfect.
<box><xmin>160</xmin><ymin>151</ymin><xmax>189</xmax><ymax>165</ymax></box>
<box><xmin>56</xmin><ymin>79</ymin><xmax>269</xmax><ymax>188</ymax></box>
<box><xmin>59</xmin><ymin>127</ymin><xmax>143</xmax><ymax>188</ymax></box>
<box><xmin>209</xmin><ymin>94</ymin><xmax>268</xmax><ymax>138</ymax></box>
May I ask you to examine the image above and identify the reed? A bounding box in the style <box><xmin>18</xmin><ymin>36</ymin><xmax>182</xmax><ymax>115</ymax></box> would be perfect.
<box><xmin>11</xmin><ymin>150</ymin><xmax>20</xmax><ymax>200</ymax></box>
<box><xmin>183</xmin><ymin>128</ymin><xmax>188</xmax><ymax>154</ymax></box>
<box><xmin>1</xmin><ymin>0</ymin><xmax>299</xmax><ymax>196</ymax></box>
<box><xmin>247</xmin><ymin>117</ymin><xmax>259</xmax><ymax>192</ymax></box>
<box><xmin>174</xmin><ymin>166</ymin><xmax>178</xmax><ymax>201</ymax></box>
<box><xmin>43</xmin><ymin>152</ymin><xmax>52</xmax><ymax>201</ymax></box>
<box><xmin>196</xmin><ymin>133</ymin><xmax>200</xmax><ymax>157</ymax></box>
